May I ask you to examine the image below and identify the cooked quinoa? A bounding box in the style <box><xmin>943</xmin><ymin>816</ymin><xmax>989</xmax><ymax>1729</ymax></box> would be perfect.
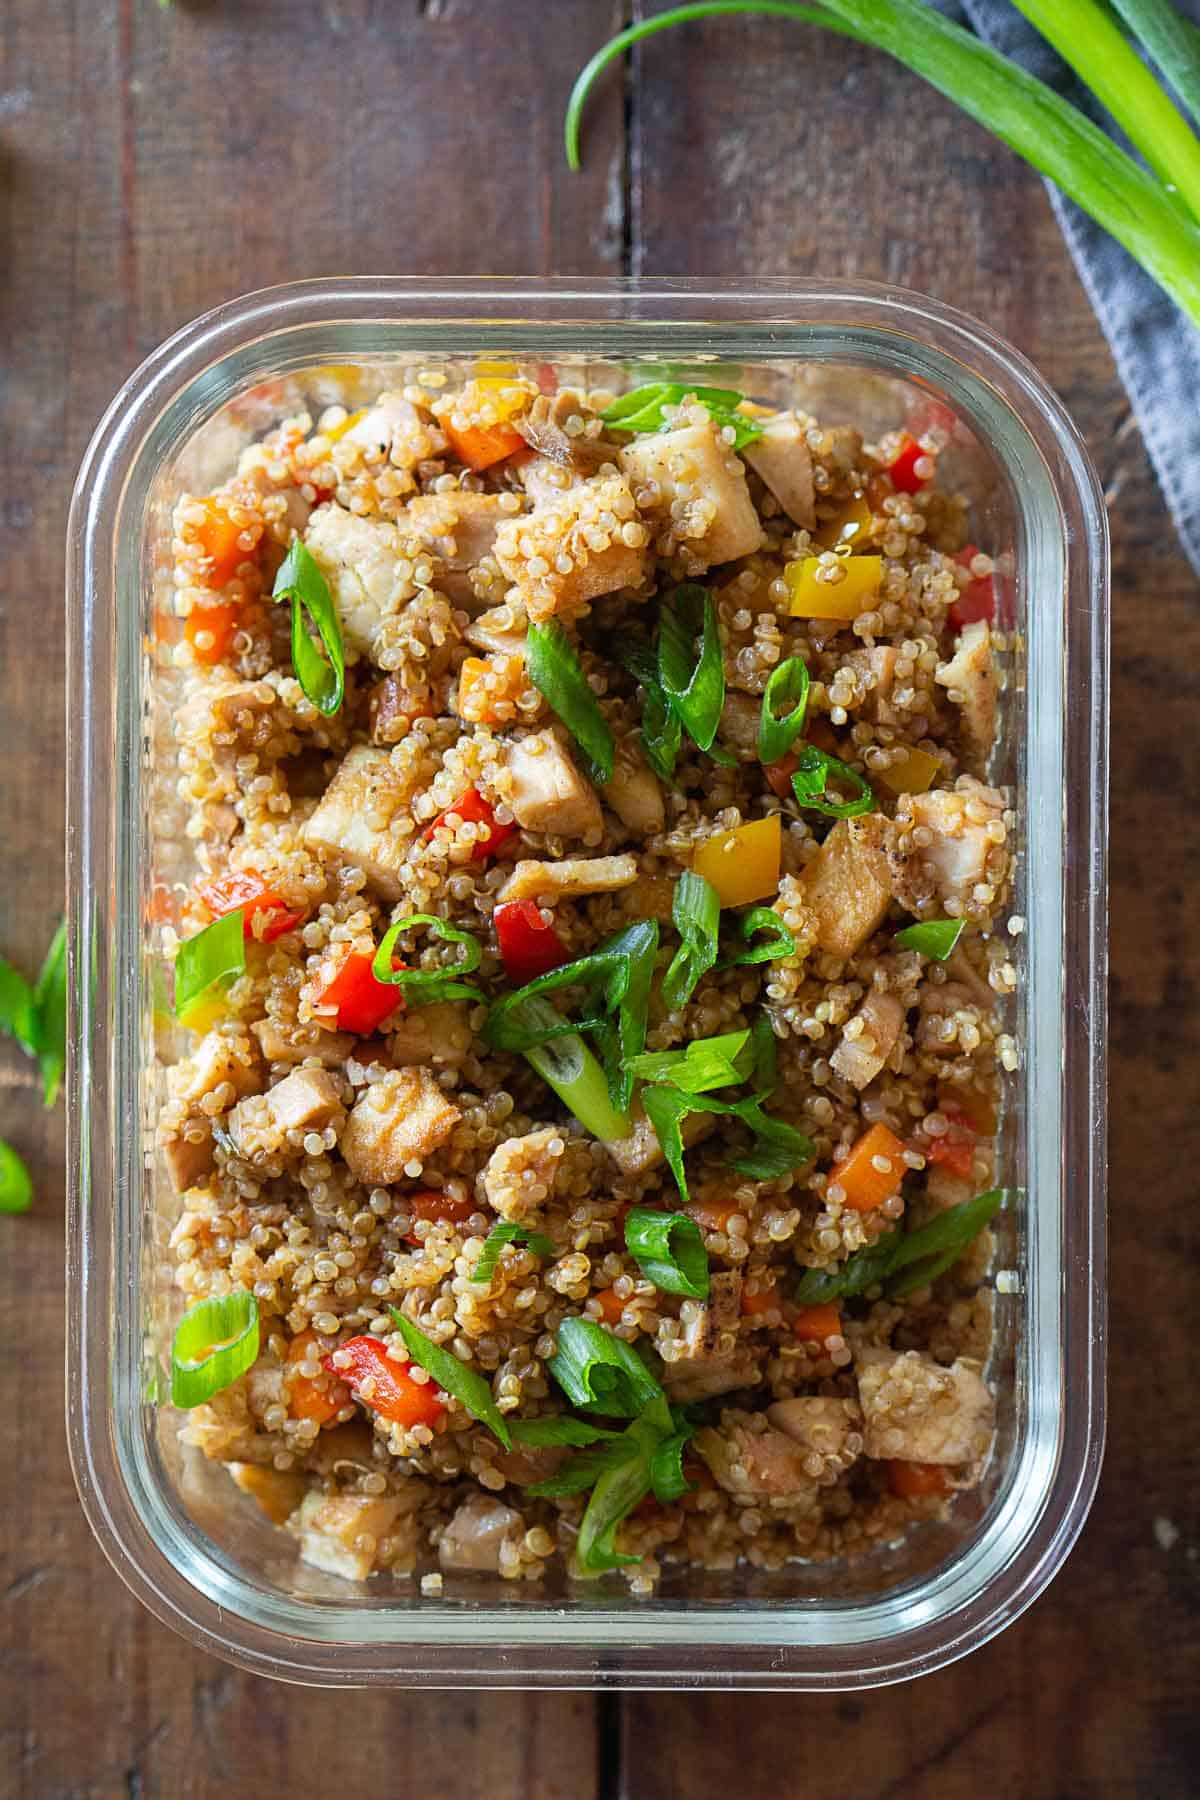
<box><xmin>152</xmin><ymin>363</ymin><xmax>1014</xmax><ymax>1592</ymax></box>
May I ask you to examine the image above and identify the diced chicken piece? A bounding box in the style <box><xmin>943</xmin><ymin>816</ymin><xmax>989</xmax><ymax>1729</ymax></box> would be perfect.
<box><xmin>888</xmin><ymin>779</ymin><xmax>1008</xmax><ymax>917</ymax></box>
<box><xmin>251</xmin><ymin>1018</ymin><xmax>356</xmax><ymax>1068</ymax></box>
<box><xmin>177</xmin><ymin>679</ymin><xmax>296</xmax><ymax>765</ymax></box>
<box><xmin>505</xmin><ymin>730</ymin><xmax>602</xmax><ymax>840</ymax></box>
<box><xmin>830</xmin><ymin>988</ymin><xmax>908</xmax><ymax>1090</ymax></box>
<box><xmin>341</xmin><ymin>1068</ymin><xmax>461</xmax><ymax>1185</ymax></box>
<box><xmin>662</xmin><ymin>1347</ymin><xmax>762</xmax><ymax>1404</ymax></box>
<box><xmin>680</xmin><ymin>1270</ymin><xmax>742</xmax><ymax>1355</ymax></box>
<box><xmin>498</xmin><ymin>853</ymin><xmax>637</xmax><ymax>904</ymax></box>
<box><xmin>518</xmin><ymin>452</ymin><xmax>579</xmax><ymax>508</ymax></box>
<box><xmin>343</xmin><ymin>392</ymin><xmax>444</xmax><ymax>469</ymax></box>
<box><xmin>661</xmin><ymin>1273</ymin><xmax>760</xmax><ymax>1403</ymax></box>
<box><xmin>386</xmin><ymin>1001</ymin><xmax>473</xmax><ymax>1069</ymax></box>
<box><xmin>694</xmin><ymin>1413</ymin><xmax>821</xmax><ymax>1507</ymax></box>
<box><xmin>936</xmin><ymin>620</ymin><xmax>996</xmax><ymax>763</ymax></box>
<box><xmin>603</xmin><ymin>1104</ymin><xmax>715</xmax><ymax>1179</ymax></box>
<box><xmin>742</xmin><ymin>410</ymin><xmax>816</xmax><ymax>528</ymax></box>
<box><xmin>621</xmin><ymin>418</ymin><xmax>764</xmax><ymax>571</ymax></box>
<box><xmin>846</xmin><ymin>646</ymin><xmax>901</xmax><ymax>725</ymax></box>
<box><xmin>602</xmin><ymin>744</ymin><xmax>664</xmax><ymax>834</ymax></box>
<box><xmin>856</xmin><ymin>1347</ymin><xmax>995</xmax><ymax>1467</ymax></box>
<box><xmin>303</xmin><ymin>504</ymin><xmax>417</xmax><ymax>658</ymax></box>
<box><xmin>162</xmin><ymin>1125</ymin><xmax>215</xmax><ymax>1195</ymax></box>
<box><xmin>766</xmin><ymin>1396</ymin><xmax>864</xmax><ymax>1471</ymax></box>
<box><xmin>482</xmin><ymin>1126</ymin><xmax>570</xmax><ymax>1222</ymax></box>
<box><xmin>290</xmin><ymin>1489</ymin><xmax>417</xmax><ymax>1582</ymax></box>
<box><xmin>264</xmin><ymin>1067</ymin><xmax>342</xmax><ymax>1134</ymax></box>
<box><xmin>492</xmin><ymin>1440</ymin><xmax>568</xmax><ymax>1488</ymax></box>
<box><xmin>493</xmin><ymin>470</ymin><xmax>649</xmax><ymax>620</ymax></box>
<box><xmin>367</xmin><ymin>673</ymin><xmax>436</xmax><ymax>746</ymax></box>
<box><xmin>799</xmin><ymin>816</ymin><xmax>892</xmax><ymax>958</ymax></box>
<box><xmin>463</xmin><ymin>606</ymin><xmax>528</xmax><ymax>658</ymax></box>
<box><xmin>228</xmin><ymin>1462</ymin><xmax>309</xmax><ymax>1526</ymax></box>
<box><xmin>171</xmin><ymin>1028</ymin><xmax>263</xmax><ymax>1108</ymax></box>
<box><xmin>438</xmin><ymin>1496</ymin><xmax>524</xmax><ymax>1575</ymax></box>
<box><xmin>403</xmin><ymin>491</ymin><xmax>514</xmax><ymax>578</ymax></box>
<box><xmin>301</xmin><ymin>745</ymin><xmax>412</xmax><ymax>901</ymax></box>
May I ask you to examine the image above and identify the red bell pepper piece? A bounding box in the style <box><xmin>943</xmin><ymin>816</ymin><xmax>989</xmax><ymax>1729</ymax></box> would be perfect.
<box><xmin>196</xmin><ymin>867</ymin><xmax>307</xmax><ymax>941</ymax></box>
<box><xmin>948</xmin><ymin>544</ymin><xmax>997</xmax><ymax>632</ymax></box>
<box><xmin>494</xmin><ymin>899</ymin><xmax>569</xmax><ymax>983</ymax></box>
<box><xmin>887</xmin><ymin>430</ymin><xmax>932</xmax><ymax>495</ymax></box>
<box><xmin>923</xmin><ymin>1101</ymin><xmax>977</xmax><ymax>1179</ymax></box>
<box><xmin>765</xmin><ymin>750</ymin><xmax>800</xmax><ymax>799</ymax></box>
<box><xmin>424</xmin><ymin>787</ymin><xmax>517</xmax><ymax>861</ymax></box>
<box><xmin>326</xmin><ymin>1335</ymin><xmax>445</xmax><ymax>1429</ymax></box>
<box><xmin>312</xmin><ymin>945</ymin><xmax>404</xmax><ymax>1035</ymax></box>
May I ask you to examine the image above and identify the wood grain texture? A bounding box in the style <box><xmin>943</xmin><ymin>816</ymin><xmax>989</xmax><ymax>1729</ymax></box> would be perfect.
<box><xmin>1</xmin><ymin>0</ymin><xmax>1197</xmax><ymax>1794</ymax></box>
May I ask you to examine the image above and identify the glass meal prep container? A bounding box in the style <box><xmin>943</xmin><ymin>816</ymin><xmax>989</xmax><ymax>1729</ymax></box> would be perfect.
<box><xmin>65</xmin><ymin>278</ymin><xmax>1107</xmax><ymax>1690</ymax></box>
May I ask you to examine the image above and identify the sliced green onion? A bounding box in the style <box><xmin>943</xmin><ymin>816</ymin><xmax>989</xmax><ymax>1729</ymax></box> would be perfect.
<box><xmin>471</xmin><ymin>1220</ymin><xmax>557</xmax><ymax>1284</ymax></box>
<box><xmin>575</xmin><ymin>1441</ymin><xmax>652</xmax><ymax>1570</ymax></box>
<box><xmin>170</xmin><ymin>1290</ymin><xmax>260</xmax><ymax>1409</ymax></box>
<box><xmin>0</xmin><ymin>959</ymin><xmax>38</xmax><ymax>1058</ymax></box>
<box><xmin>662</xmin><ymin>872</ymin><xmax>721</xmax><ymax>1012</ymax></box>
<box><xmin>791</xmin><ymin>745</ymin><xmax>874</xmax><ymax>819</ymax></box>
<box><xmin>720</xmin><ymin>905</ymin><xmax>796</xmax><ymax>968</ymax></box>
<box><xmin>727</xmin><ymin>1099</ymin><xmax>816</xmax><ymax>1181</ymax></box>
<box><xmin>588</xmin><ymin>920</ymin><xmax>660</xmax><ymax>1110</ymax></box>
<box><xmin>526</xmin><ymin>622</ymin><xmax>615</xmax><ymax>786</ymax></box>
<box><xmin>640</xmin><ymin>679</ymin><xmax>684</xmax><ymax>783</ymax></box>
<box><xmin>794</xmin><ymin>1230</ymin><xmax>902</xmax><ymax>1306</ymax></box>
<box><xmin>895</xmin><ymin>917</ymin><xmax>967</xmax><ymax>960</ymax></box>
<box><xmin>528</xmin><ymin>1440</ymin><xmax>640</xmax><ymax>1499</ymax></box>
<box><xmin>372</xmin><ymin>912</ymin><xmax>486</xmax><ymax>1006</ymax></box>
<box><xmin>626</xmin><ymin>1027</ymin><xmax>753</xmax><ymax>1094</ymax></box>
<box><xmin>649</xmin><ymin>1425</ymin><xmax>696</xmax><ymax>1503</ymax></box>
<box><xmin>272</xmin><ymin>539</ymin><xmax>345</xmax><ymax>717</ymax></box>
<box><xmin>173</xmin><ymin>910</ymin><xmax>245</xmax><ymax>1026</ymax></box>
<box><xmin>390</xmin><ymin>1308</ymin><xmax>512</xmax><ymax>1449</ymax></box>
<box><xmin>625</xmin><ymin>1206</ymin><xmax>710</xmax><ymax>1298</ymax></box>
<box><xmin>758</xmin><ymin>655</ymin><xmax>811</xmax><ymax>764</ymax></box>
<box><xmin>885</xmin><ymin>1188</ymin><xmax>1005</xmax><ymax>1296</ymax></box>
<box><xmin>511</xmin><ymin>1415</ymin><xmax>622</xmax><ymax>1448</ymax></box>
<box><xmin>33</xmin><ymin>921</ymin><xmax>67</xmax><ymax>1108</ymax></box>
<box><xmin>749</xmin><ymin>1011</ymin><xmax>777</xmax><ymax>1097</ymax></box>
<box><xmin>602</xmin><ymin>382</ymin><xmax>763</xmax><ymax>450</ymax></box>
<box><xmin>0</xmin><ymin>1142</ymin><xmax>33</xmax><ymax>1215</ymax></box>
<box><xmin>548</xmin><ymin>1316</ymin><xmax>664</xmax><ymax>1417</ymax></box>
<box><xmin>658</xmin><ymin>584</ymin><xmax>725</xmax><ymax>752</ymax></box>
<box><xmin>521</xmin><ymin>1001</ymin><xmax>634</xmax><ymax>1143</ymax></box>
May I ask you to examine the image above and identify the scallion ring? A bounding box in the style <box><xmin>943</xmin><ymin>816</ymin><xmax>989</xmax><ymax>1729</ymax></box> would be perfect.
<box><xmin>790</xmin><ymin>745</ymin><xmax>875</xmax><ymax>818</ymax></box>
<box><xmin>371</xmin><ymin>913</ymin><xmax>486</xmax><ymax>1006</ymax></box>
<box><xmin>895</xmin><ymin>917</ymin><xmax>967</xmax><ymax>960</ymax></box>
<box><xmin>173</xmin><ymin>910</ymin><xmax>246</xmax><ymax>1026</ymax></box>
<box><xmin>527</xmin><ymin>621</ymin><xmax>615</xmax><ymax>786</ymax></box>
<box><xmin>758</xmin><ymin>655</ymin><xmax>811</xmax><ymax>764</ymax></box>
<box><xmin>389</xmin><ymin>1309</ymin><xmax>512</xmax><ymax>1449</ymax></box>
<box><xmin>719</xmin><ymin>906</ymin><xmax>796</xmax><ymax>969</ymax></box>
<box><xmin>170</xmin><ymin>1290</ymin><xmax>260</xmax><ymax>1409</ymax></box>
<box><xmin>272</xmin><ymin>539</ymin><xmax>345</xmax><ymax>717</ymax></box>
<box><xmin>624</xmin><ymin>1205</ymin><xmax>710</xmax><ymax>1299</ymax></box>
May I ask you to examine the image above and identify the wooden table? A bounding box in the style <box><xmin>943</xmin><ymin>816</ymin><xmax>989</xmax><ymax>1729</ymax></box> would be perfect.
<box><xmin>2</xmin><ymin>3</ymin><xmax>1196</xmax><ymax>1793</ymax></box>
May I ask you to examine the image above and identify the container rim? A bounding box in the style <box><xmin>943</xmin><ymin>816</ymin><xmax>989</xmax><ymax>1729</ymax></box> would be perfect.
<box><xmin>65</xmin><ymin>276</ymin><xmax>1108</xmax><ymax>1689</ymax></box>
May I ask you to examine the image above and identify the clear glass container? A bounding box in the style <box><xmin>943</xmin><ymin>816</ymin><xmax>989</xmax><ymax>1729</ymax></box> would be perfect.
<box><xmin>65</xmin><ymin>278</ymin><xmax>1107</xmax><ymax>1689</ymax></box>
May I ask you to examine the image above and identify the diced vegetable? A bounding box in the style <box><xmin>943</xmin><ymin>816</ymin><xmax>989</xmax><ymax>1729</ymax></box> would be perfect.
<box><xmin>331</xmin><ymin>1333</ymin><xmax>446</xmax><ymax>1429</ymax></box>
<box><xmin>272</xmin><ymin>538</ymin><xmax>345</xmax><ymax>717</ymax></box>
<box><xmin>878</xmin><ymin>746</ymin><xmax>940</xmax><ymax>795</ymax></box>
<box><xmin>740</xmin><ymin>1281</ymin><xmax>779</xmax><ymax>1317</ymax></box>
<box><xmin>312</xmin><ymin>945</ymin><xmax>404</xmax><ymax>1036</ymax></box>
<box><xmin>192</xmin><ymin>497</ymin><xmax>247</xmax><ymax>588</ymax></box>
<box><xmin>793</xmin><ymin>1302</ymin><xmax>842</xmax><ymax>1342</ymax></box>
<box><xmin>886</xmin><ymin>430</ymin><xmax>932</xmax><ymax>493</ymax></box>
<box><xmin>591</xmin><ymin>1286</ymin><xmax>627</xmax><ymax>1325</ymax></box>
<box><xmin>888</xmin><ymin>1459</ymin><xmax>951</xmax><ymax>1499</ymax></box>
<box><xmin>170</xmin><ymin>1290</ymin><xmax>260</xmax><ymax>1409</ymax></box>
<box><xmin>0</xmin><ymin>1142</ymin><xmax>33</xmax><ymax>1215</ymax></box>
<box><xmin>784</xmin><ymin>555</ymin><xmax>883</xmax><ymax>620</ymax></box>
<box><xmin>389</xmin><ymin>1310</ymin><xmax>511</xmax><ymax>1447</ymax></box>
<box><xmin>174</xmin><ymin>910</ymin><xmax>246</xmax><ymax>1030</ymax></box>
<box><xmin>424</xmin><ymin>788</ymin><xmax>517</xmax><ymax>861</ymax></box>
<box><xmin>925</xmin><ymin>1132</ymin><xmax>975</xmax><ymax>1180</ymax></box>
<box><xmin>443</xmin><ymin>417</ymin><xmax>526</xmax><ymax>470</ymax></box>
<box><xmin>286</xmin><ymin>1328</ymin><xmax>345</xmax><ymax>1425</ymax></box>
<box><xmin>196</xmin><ymin>868</ymin><xmax>306</xmax><ymax>942</ymax></box>
<box><xmin>185</xmin><ymin>600</ymin><xmax>242</xmax><ymax>665</ymax></box>
<box><xmin>765</xmin><ymin>750</ymin><xmax>800</xmax><ymax>799</ymax></box>
<box><xmin>829</xmin><ymin>1122</ymin><xmax>908</xmax><ymax>1214</ymax></box>
<box><xmin>526</xmin><ymin>621</ymin><xmax>615</xmax><ymax>785</ymax></box>
<box><xmin>692</xmin><ymin>815</ymin><xmax>780</xmax><ymax>907</ymax></box>
<box><xmin>814</xmin><ymin>494</ymin><xmax>873</xmax><ymax>551</ymax></box>
<box><xmin>624</xmin><ymin>1206</ymin><xmax>710</xmax><ymax>1299</ymax></box>
<box><xmin>662</xmin><ymin>872</ymin><xmax>721</xmax><ymax>1012</ymax></box>
<box><xmin>495</xmin><ymin>900</ymin><xmax>570</xmax><ymax>985</ymax></box>
<box><xmin>457</xmin><ymin>654</ymin><xmax>521</xmax><ymax>726</ymax></box>
<box><xmin>684</xmin><ymin>1194</ymin><xmax>745</xmax><ymax>1233</ymax></box>
<box><xmin>790</xmin><ymin>746</ymin><xmax>875</xmax><ymax>819</ymax></box>
<box><xmin>758</xmin><ymin>655</ymin><xmax>811</xmax><ymax>764</ymax></box>
<box><xmin>404</xmin><ymin>1188</ymin><xmax>478</xmax><ymax>1243</ymax></box>
<box><xmin>948</xmin><ymin>545</ymin><xmax>997</xmax><ymax>631</ymax></box>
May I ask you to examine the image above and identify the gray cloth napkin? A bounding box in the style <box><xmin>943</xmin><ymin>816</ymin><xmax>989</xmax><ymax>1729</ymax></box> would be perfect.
<box><xmin>941</xmin><ymin>0</ymin><xmax>1200</xmax><ymax>576</ymax></box>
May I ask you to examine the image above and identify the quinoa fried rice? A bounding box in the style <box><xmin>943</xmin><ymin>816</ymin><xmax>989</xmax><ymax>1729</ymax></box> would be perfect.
<box><xmin>152</xmin><ymin>363</ymin><xmax>1017</xmax><ymax>1593</ymax></box>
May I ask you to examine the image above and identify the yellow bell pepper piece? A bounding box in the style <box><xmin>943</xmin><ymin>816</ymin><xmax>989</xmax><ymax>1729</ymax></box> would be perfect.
<box><xmin>814</xmin><ymin>494</ymin><xmax>873</xmax><ymax>551</ymax></box>
<box><xmin>692</xmin><ymin>815</ymin><xmax>781</xmax><ymax>907</ymax></box>
<box><xmin>473</xmin><ymin>360</ymin><xmax>519</xmax><ymax>378</ymax></box>
<box><xmin>784</xmin><ymin>555</ymin><xmax>883</xmax><ymax>621</ymax></box>
<box><xmin>323</xmin><ymin>407</ymin><xmax>367</xmax><ymax>444</ymax></box>
<box><xmin>878</xmin><ymin>747</ymin><xmax>941</xmax><ymax>795</ymax></box>
<box><xmin>177</xmin><ymin>989</ymin><xmax>230</xmax><ymax>1034</ymax></box>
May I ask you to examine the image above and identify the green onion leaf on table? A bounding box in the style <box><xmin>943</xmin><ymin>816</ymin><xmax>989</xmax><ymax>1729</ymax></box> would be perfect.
<box><xmin>0</xmin><ymin>1143</ymin><xmax>33</xmax><ymax>1215</ymax></box>
<box><xmin>389</xmin><ymin>1309</ymin><xmax>513</xmax><ymax>1449</ymax></box>
<box><xmin>173</xmin><ymin>909</ymin><xmax>246</xmax><ymax>1028</ymax></box>
<box><xmin>526</xmin><ymin>621</ymin><xmax>615</xmax><ymax>786</ymax></box>
<box><xmin>372</xmin><ymin>912</ymin><xmax>487</xmax><ymax>1006</ymax></box>
<box><xmin>170</xmin><ymin>1290</ymin><xmax>260</xmax><ymax>1408</ymax></box>
<box><xmin>565</xmin><ymin>0</ymin><xmax>1200</xmax><ymax>332</ymax></box>
<box><xmin>602</xmin><ymin>381</ymin><xmax>765</xmax><ymax>450</ymax></box>
<box><xmin>624</xmin><ymin>1205</ymin><xmax>711</xmax><ymax>1298</ymax></box>
<box><xmin>272</xmin><ymin>539</ymin><xmax>345</xmax><ymax>717</ymax></box>
<box><xmin>895</xmin><ymin>916</ymin><xmax>967</xmax><ymax>960</ymax></box>
<box><xmin>470</xmin><ymin>1220</ymin><xmax>557</xmax><ymax>1285</ymax></box>
<box><xmin>662</xmin><ymin>872</ymin><xmax>721</xmax><ymax>1012</ymax></box>
<box><xmin>547</xmin><ymin>1316</ymin><xmax>665</xmax><ymax>1417</ymax></box>
<box><xmin>658</xmin><ymin>584</ymin><xmax>726</xmax><ymax>753</ymax></box>
<box><xmin>758</xmin><ymin>655</ymin><xmax>811</xmax><ymax>764</ymax></box>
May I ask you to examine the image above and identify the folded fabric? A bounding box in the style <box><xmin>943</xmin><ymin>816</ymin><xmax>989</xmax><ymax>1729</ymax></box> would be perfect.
<box><xmin>938</xmin><ymin>0</ymin><xmax>1200</xmax><ymax>576</ymax></box>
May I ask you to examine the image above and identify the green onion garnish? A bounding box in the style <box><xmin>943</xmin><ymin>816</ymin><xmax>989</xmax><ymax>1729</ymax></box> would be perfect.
<box><xmin>0</xmin><ymin>959</ymin><xmax>39</xmax><ymax>1058</ymax></box>
<box><xmin>790</xmin><ymin>745</ymin><xmax>874</xmax><ymax>819</ymax></box>
<box><xmin>658</xmin><ymin>584</ymin><xmax>726</xmax><ymax>753</ymax></box>
<box><xmin>749</xmin><ymin>1011</ymin><xmax>777</xmax><ymax>1096</ymax></box>
<box><xmin>602</xmin><ymin>382</ymin><xmax>764</xmax><ymax>450</ymax></box>
<box><xmin>372</xmin><ymin>912</ymin><xmax>486</xmax><ymax>1006</ymax></box>
<box><xmin>511</xmin><ymin>1415</ymin><xmax>622</xmax><ymax>1448</ymax></box>
<box><xmin>625</xmin><ymin>1205</ymin><xmax>710</xmax><ymax>1298</ymax></box>
<box><xmin>272</xmin><ymin>538</ymin><xmax>345</xmax><ymax>717</ymax></box>
<box><xmin>547</xmin><ymin>1316</ymin><xmax>665</xmax><ymax>1417</ymax></box>
<box><xmin>720</xmin><ymin>905</ymin><xmax>796</xmax><ymax>968</ymax></box>
<box><xmin>0</xmin><ymin>1142</ymin><xmax>33</xmax><ymax>1215</ymax></box>
<box><xmin>526</xmin><ymin>622</ymin><xmax>615</xmax><ymax>786</ymax></box>
<box><xmin>793</xmin><ymin>1188</ymin><xmax>1006</xmax><ymax>1304</ymax></box>
<box><xmin>643</xmin><ymin>1084</ymin><xmax>814</xmax><ymax>1205</ymax></box>
<box><xmin>895</xmin><ymin>917</ymin><xmax>967</xmax><ymax>961</ymax></box>
<box><xmin>793</xmin><ymin>1230</ymin><xmax>902</xmax><ymax>1307</ymax></box>
<box><xmin>528</xmin><ymin>1441</ymin><xmax>640</xmax><ymax>1499</ymax></box>
<box><xmin>662</xmin><ymin>871</ymin><xmax>721</xmax><ymax>1013</ymax></box>
<box><xmin>613</xmin><ymin>633</ymin><xmax>683</xmax><ymax>785</ymax></box>
<box><xmin>170</xmin><ymin>1290</ymin><xmax>260</xmax><ymax>1408</ymax></box>
<box><xmin>626</xmin><ymin>1027</ymin><xmax>754</xmax><ymax>1094</ymax></box>
<box><xmin>389</xmin><ymin>1308</ymin><xmax>512</xmax><ymax>1449</ymax></box>
<box><xmin>173</xmin><ymin>910</ymin><xmax>246</xmax><ymax>1026</ymax></box>
<box><xmin>758</xmin><ymin>655</ymin><xmax>811</xmax><ymax>764</ymax></box>
<box><xmin>471</xmin><ymin>1220</ymin><xmax>557</xmax><ymax>1284</ymax></box>
<box><xmin>521</xmin><ymin>1000</ymin><xmax>634</xmax><ymax>1143</ymax></box>
<box><xmin>33</xmin><ymin>921</ymin><xmax>67</xmax><ymax>1108</ymax></box>
<box><xmin>649</xmin><ymin>1425</ymin><xmax>696</xmax><ymax>1503</ymax></box>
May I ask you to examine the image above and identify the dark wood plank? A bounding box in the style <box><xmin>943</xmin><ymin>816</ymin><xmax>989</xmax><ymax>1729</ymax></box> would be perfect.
<box><xmin>0</xmin><ymin>2</ymin><xmax>621</xmax><ymax>1793</ymax></box>
<box><xmin>620</xmin><ymin>4</ymin><xmax>1198</xmax><ymax>1794</ymax></box>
